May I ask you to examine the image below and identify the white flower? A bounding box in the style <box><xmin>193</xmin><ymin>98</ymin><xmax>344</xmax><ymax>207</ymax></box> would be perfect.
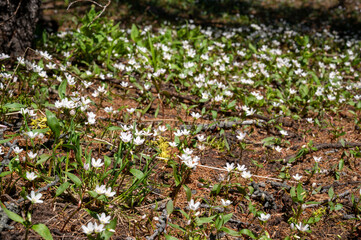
<box><xmin>27</xmin><ymin>151</ymin><xmax>37</xmax><ymax>159</ymax></box>
<box><xmin>174</xmin><ymin>129</ymin><xmax>183</xmax><ymax>137</ymax></box>
<box><xmin>306</xmin><ymin>118</ymin><xmax>314</xmax><ymax>124</ymax></box>
<box><xmin>93</xmin><ymin>222</ymin><xmax>105</xmax><ymax>233</ymax></box>
<box><xmin>158</xmin><ymin>125</ymin><xmax>167</xmax><ymax>132</ymax></box>
<box><xmin>293</xmin><ymin>174</ymin><xmax>303</xmax><ymax>181</ymax></box>
<box><xmin>292</xmin><ymin>222</ymin><xmax>310</xmax><ymax>232</ymax></box>
<box><xmin>104</xmin><ymin>107</ymin><xmax>113</xmax><ymax>113</ymax></box>
<box><xmin>27</xmin><ymin>191</ymin><xmax>43</xmax><ymax>204</ymax></box>
<box><xmin>183</xmin><ymin>148</ymin><xmax>193</xmax><ymax>155</ymax></box>
<box><xmin>280</xmin><ymin>130</ymin><xmax>288</xmax><ymax>136</ymax></box>
<box><xmin>83</xmin><ymin>163</ymin><xmax>90</xmax><ymax>171</ymax></box>
<box><xmin>120</xmin><ymin>132</ymin><xmax>132</xmax><ymax>143</ymax></box>
<box><xmin>97</xmin><ymin>213</ymin><xmax>111</xmax><ymax>224</ymax></box>
<box><xmin>25</xmin><ymin>131</ymin><xmax>38</xmax><ymax>139</ymax></box>
<box><xmin>241</xmin><ymin>171</ymin><xmax>252</xmax><ymax>179</ymax></box>
<box><xmin>182</xmin><ymin>129</ymin><xmax>190</xmax><ymax>136</ymax></box>
<box><xmin>121</xmin><ymin>81</ymin><xmax>129</xmax><ymax>87</ymax></box>
<box><xmin>274</xmin><ymin>146</ymin><xmax>282</xmax><ymax>153</ymax></box>
<box><xmin>214</xmin><ymin>95</ymin><xmax>223</xmax><ymax>102</ymax></box>
<box><xmin>127</xmin><ymin>108</ymin><xmax>136</xmax><ymax>113</ymax></box>
<box><xmin>197</xmin><ymin>144</ymin><xmax>205</xmax><ymax>150</ymax></box>
<box><xmin>13</xmin><ymin>146</ymin><xmax>23</xmax><ymax>154</ymax></box>
<box><xmin>236</xmin><ymin>132</ymin><xmax>246</xmax><ymax>141</ymax></box>
<box><xmin>133</xmin><ymin>136</ymin><xmax>145</xmax><ymax>145</ymax></box>
<box><xmin>197</xmin><ymin>135</ymin><xmax>206</xmax><ymax>142</ymax></box>
<box><xmin>104</xmin><ymin>187</ymin><xmax>116</xmax><ymax>198</ymax></box>
<box><xmin>91</xmin><ymin>158</ymin><xmax>104</xmax><ymax>168</ymax></box>
<box><xmin>82</xmin><ymin>222</ymin><xmax>94</xmax><ymax>235</ymax></box>
<box><xmin>0</xmin><ymin>147</ymin><xmax>4</xmax><ymax>155</ymax></box>
<box><xmin>95</xmin><ymin>185</ymin><xmax>106</xmax><ymax>195</ymax></box>
<box><xmin>86</xmin><ymin>112</ymin><xmax>96</xmax><ymax>125</ymax></box>
<box><xmin>168</xmin><ymin>142</ymin><xmax>178</xmax><ymax>147</ymax></box>
<box><xmin>191</xmin><ymin>112</ymin><xmax>202</xmax><ymax>119</ymax></box>
<box><xmin>189</xmin><ymin>199</ymin><xmax>201</xmax><ymax>211</ymax></box>
<box><xmin>26</xmin><ymin>172</ymin><xmax>38</xmax><ymax>181</ymax></box>
<box><xmin>313</xmin><ymin>156</ymin><xmax>322</xmax><ymax>163</ymax></box>
<box><xmin>237</xmin><ymin>164</ymin><xmax>247</xmax><ymax>172</ymax></box>
<box><xmin>225</xmin><ymin>162</ymin><xmax>235</xmax><ymax>172</ymax></box>
<box><xmin>220</xmin><ymin>199</ymin><xmax>232</xmax><ymax>207</ymax></box>
<box><xmin>245</xmin><ymin>108</ymin><xmax>256</xmax><ymax>116</ymax></box>
<box><xmin>258</xmin><ymin>213</ymin><xmax>271</xmax><ymax>222</ymax></box>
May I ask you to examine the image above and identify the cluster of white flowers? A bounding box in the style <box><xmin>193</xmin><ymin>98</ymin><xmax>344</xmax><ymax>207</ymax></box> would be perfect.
<box><xmin>178</xmin><ymin>153</ymin><xmax>200</xmax><ymax>169</ymax></box>
<box><xmin>94</xmin><ymin>185</ymin><xmax>116</xmax><ymax>198</ymax></box>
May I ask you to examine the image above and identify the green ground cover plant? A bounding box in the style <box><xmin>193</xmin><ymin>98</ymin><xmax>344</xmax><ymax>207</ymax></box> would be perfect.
<box><xmin>1</xmin><ymin>0</ymin><xmax>361</xmax><ymax>239</ymax></box>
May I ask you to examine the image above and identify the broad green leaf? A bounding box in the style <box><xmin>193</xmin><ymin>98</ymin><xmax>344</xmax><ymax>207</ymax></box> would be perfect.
<box><xmin>220</xmin><ymin>227</ymin><xmax>241</xmax><ymax>236</ymax></box>
<box><xmin>168</xmin><ymin>223</ymin><xmax>186</xmax><ymax>232</ymax></box>
<box><xmin>0</xmin><ymin>202</ymin><xmax>24</xmax><ymax>224</ymax></box>
<box><xmin>166</xmin><ymin>199</ymin><xmax>174</xmax><ymax>215</ymax></box>
<box><xmin>129</xmin><ymin>168</ymin><xmax>144</xmax><ymax>180</ymax></box>
<box><xmin>107</xmin><ymin>126</ymin><xmax>122</xmax><ymax>131</ymax></box>
<box><xmin>0</xmin><ymin>171</ymin><xmax>12</xmax><ymax>178</ymax></box>
<box><xmin>239</xmin><ymin>228</ymin><xmax>257</xmax><ymax>239</ymax></box>
<box><xmin>104</xmin><ymin>155</ymin><xmax>111</xmax><ymax>169</ymax></box>
<box><xmin>3</xmin><ymin>103</ymin><xmax>26</xmax><ymax>111</ymax></box>
<box><xmin>101</xmin><ymin>217</ymin><xmax>117</xmax><ymax>240</ymax></box>
<box><xmin>131</xmin><ymin>24</ymin><xmax>139</xmax><ymax>42</ymax></box>
<box><xmin>196</xmin><ymin>216</ymin><xmax>215</xmax><ymax>225</ymax></box>
<box><xmin>45</xmin><ymin>110</ymin><xmax>60</xmax><ymax>139</ymax></box>
<box><xmin>165</xmin><ymin>235</ymin><xmax>179</xmax><ymax>240</ymax></box>
<box><xmin>58</xmin><ymin>79</ymin><xmax>67</xmax><ymax>99</ymax></box>
<box><xmin>55</xmin><ymin>182</ymin><xmax>70</xmax><ymax>197</ymax></box>
<box><xmin>328</xmin><ymin>187</ymin><xmax>334</xmax><ymax>199</ymax></box>
<box><xmin>36</xmin><ymin>154</ymin><xmax>51</xmax><ymax>165</ymax></box>
<box><xmin>31</xmin><ymin>223</ymin><xmax>53</xmax><ymax>240</ymax></box>
<box><xmin>0</xmin><ymin>137</ymin><xmax>13</xmax><ymax>144</ymax></box>
<box><xmin>183</xmin><ymin>184</ymin><xmax>192</xmax><ymax>202</ymax></box>
<box><xmin>65</xmin><ymin>172</ymin><xmax>82</xmax><ymax>187</ymax></box>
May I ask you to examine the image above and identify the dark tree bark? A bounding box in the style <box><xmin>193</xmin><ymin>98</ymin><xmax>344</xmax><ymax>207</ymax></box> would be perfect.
<box><xmin>0</xmin><ymin>0</ymin><xmax>42</xmax><ymax>57</ymax></box>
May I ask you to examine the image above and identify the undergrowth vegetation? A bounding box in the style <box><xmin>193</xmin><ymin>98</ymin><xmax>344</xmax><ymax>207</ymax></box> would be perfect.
<box><xmin>1</xmin><ymin>1</ymin><xmax>361</xmax><ymax>239</ymax></box>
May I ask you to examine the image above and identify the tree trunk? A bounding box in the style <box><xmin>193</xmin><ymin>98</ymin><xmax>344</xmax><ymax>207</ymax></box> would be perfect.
<box><xmin>0</xmin><ymin>0</ymin><xmax>42</xmax><ymax>57</ymax></box>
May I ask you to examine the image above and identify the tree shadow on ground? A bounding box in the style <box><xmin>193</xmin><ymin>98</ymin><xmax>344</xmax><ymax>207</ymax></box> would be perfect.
<box><xmin>118</xmin><ymin>0</ymin><xmax>361</xmax><ymax>36</ymax></box>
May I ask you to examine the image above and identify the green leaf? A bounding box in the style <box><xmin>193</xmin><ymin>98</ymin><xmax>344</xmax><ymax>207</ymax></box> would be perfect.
<box><xmin>36</xmin><ymin>154</ymin><xmax>51</xmax><ymax>165</ymax></box>
<box><xmin>196</xmin><ymin>215</ymin><xmax>215</xmax><ymax>225</ymax></box>
<box><xmin>65</xmin><ymin>172</ymin><xmax>82</xmax><ymax>187</ymax></box>
<box><xmin>212</xmin><ymin>183</ymin><xmax>222</xmax><ymax>195</ymax></box>
<box><xmin>0</xmin><ymin>202</ymin><xmax>24</xmax><ymax>224</ymax></box>
<box><xmin>3</xmin><ymin>103</ymin><xmax>26</xmax><ymax>111</ymax></box>
<box><xmin>183</xmin><ymin>184</ymin><xmax>192</xmax><ymax>202</ymax></box>
<box><xmin>220</xmin><ymin>227</ymin><xmax>241</xmax><ymax>236</ymax></box>
<box><xmin>239</xmin><ymin>228</ymin><xmax>257</xmax><ymax>239</ymax></box>
<box><xmin>0</xmin><ymin>171</ymin><xmax>12</xmax><ymax>178</ymax></box>
<box><xmin>154</xmin><ymin>104</ymin><xmax>160</xmax><ymax>118</ymax></box>
<box><xmin>131</xmin><ymin>24</ymin><xmax>139</xmax><ymax>42</ymax></box>
<box><xmin>129</xmin><ymin>168</ymin><xmax>144</xmax><ymax>180</ymax></box>
<box><xmin>0</xmin><ymin>137</ymin><xmax>13</xmax><ymax>144</ymax></box>
<box><xmin>168</xmin><ymin>223</ymin><xmax>186</xmax><ymax>232</ymax></box>
<box><xmin>55</xmin><ymin>182</ymin><xmax>70</xmax><ymax>197</ymax></box>
<box><xmin>45</xmin><ymin>110</ymin><xmax>60</xmax><ymax>139</ymax></box>
<box><xmin>100</xmin><ymin>218</ymin><xmax>117</xmax><ymax>240</ymax></box>
<box><xmin>227</xmin><ymin>100</ymin><xmax>236</xmax><ymax>109</ymax></box>
<box><xmin>328</xmin><ymin>187</ymin><xmax>334</xmax><ymax>199</ymax></box>
<box><xmin>166</xmin><ymin>199</ymin><xmax>174</xmax><ymax>215</ymax></box>
<box><xmin>58</xmin><ymin>79</ymin><xmax>67</xmax><ymax>99</ymax></box>
<box><xmin>31</xmin><ymin>223</ymin><xmax>53</xmax><ymax>240</ymax></box>
<box><xmin>249</xmin><ymin>43</ymin><xmax>257</xmax><ymax>53</ymax></box>
<box><xmin>104</xmin><ymin>155</ymin><xmax>111</xmax><ymax>169</ymax></box>
<box><xmin>165</xmin><ymin>235</ymin><xmax>179</xmax><ymax>240</ymax></box>
<box><xmin>107</xmin><ymin>126</ymin><xmax>122</xmax><ymax>131</ymax></box>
